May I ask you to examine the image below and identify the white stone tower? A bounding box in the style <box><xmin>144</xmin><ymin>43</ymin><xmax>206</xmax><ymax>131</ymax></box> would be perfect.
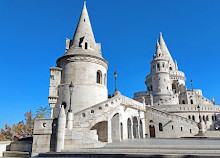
<box><xmin>49</xmin><ymin>2</ymin><xmax>108</xmax><ymax>117</ymax></box>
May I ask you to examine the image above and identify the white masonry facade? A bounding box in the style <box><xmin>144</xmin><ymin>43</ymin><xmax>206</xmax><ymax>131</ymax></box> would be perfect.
<box><xmin>32</xmin><ymin>2</ymin><xmax>220</xmax><ymax>156</ymax></box>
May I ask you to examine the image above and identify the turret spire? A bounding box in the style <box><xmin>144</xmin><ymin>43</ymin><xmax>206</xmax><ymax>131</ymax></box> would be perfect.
<box><xmin>159</xmin><ymin>32</ymin><xmax>173</xmax><ymax>61</ymax></box>
<box><xmin>70</xmin><ymin>1</ymin><xmax>96</xmax><ymax>51</ymax></box>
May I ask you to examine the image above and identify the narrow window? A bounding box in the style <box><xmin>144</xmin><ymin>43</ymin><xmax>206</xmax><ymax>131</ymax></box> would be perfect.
<box><xmin>190</xmin><ymin>129</ymin><xmax>192</xmax><ymax>133</ymax></box>
<box><xmin>159</xmin><ymin>123</ymin><xmax>163</xmax><ymax>131</ymax></box>
<box><xmin>181</xmin><ymin>127</ymin><xmax>183</xmax><ymax>131</ymax></box>
<box><xmin>206</xmin><ymin>115</ymin><xmax>209</xmax><ymax>121</ymax></box>
<box><xmin>182</xmin><ymin>100</ymin><xmax>185</xmax><ymax>104</ymax></box>
<box><xmin>188</xmin><ymin>115</ymin><xmax>191</xmax><ymax>119</ymax></box>
<box><xmin>162</xmin><ymin>63</ymin><xmax>165</xmax><ymax>67</ymax></box>
<box><xmin>172</xmin><ymin>125</ymin><xmax>174</xmax><ymax>130</ymax></box>
<box><xmin>203</xmin><ymin>115</ymin><xmax>205</xmax><ymax>121</ymax></box>
<box><xmin>212</xmin><ymin>115</ymin><xmax>214</xmax><ymax>121</ymax></box>
<box><xmin>85</xmin><ymin>42</ymin><xmax>88</xmax><ymax>49</ymax></box>
<box><xmin>190</xmin><ymin>100</ymin><xmax>193</xmax><ymax>104</ymax></box>
<box><xmin>192</xmin><ymin>115</ymin><xmax>195</xmax><ymax>121</ymax></box>
<box><xmin>96</xmin><ymin>71</ymin><xmax>102</xmax><ymax>84</ymax></box>
<box><xmin>157</xmin><ymin>64</ymin><xmax>160</xmax><ymax>71</ymax></box>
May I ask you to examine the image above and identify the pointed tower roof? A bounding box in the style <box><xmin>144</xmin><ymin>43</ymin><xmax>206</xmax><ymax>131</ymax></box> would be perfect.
<box><xmin>69</xmin><ymin>1</ymin><xmax>97</xmax><ymax>52</ymax></box>
<box><xmin>159</xmin><ymin>32</ymin><xmax>174</xmax><ymax>62</ymax></box>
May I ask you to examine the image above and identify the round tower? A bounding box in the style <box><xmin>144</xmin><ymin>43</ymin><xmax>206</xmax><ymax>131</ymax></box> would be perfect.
<box><xmin>150</xmin><ymin>40</ymin><xmax>171</xmax><ymax>98</ymax></box>
<box><xmin>54</xmin><ymin>2</ymin><xmax>108</xmax><ymax>116</ymax></box>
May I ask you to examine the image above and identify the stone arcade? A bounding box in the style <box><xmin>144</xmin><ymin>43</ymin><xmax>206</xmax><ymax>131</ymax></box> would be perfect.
<box><xmin>32</xmin><ymin>2</ymin><xmax>220</xmax><ymax>156</ymax></box>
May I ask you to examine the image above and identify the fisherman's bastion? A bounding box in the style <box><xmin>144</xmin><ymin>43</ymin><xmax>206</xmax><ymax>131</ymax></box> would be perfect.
<box><xmin>1</xmin><ymin>2</ymin><xmax>220</xmax><ymax>158</ymax></box>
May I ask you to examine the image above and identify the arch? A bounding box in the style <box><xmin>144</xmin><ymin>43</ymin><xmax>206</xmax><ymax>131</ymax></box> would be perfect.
<box><xmin>85</xmin><ymin>42</ymin><xmax>88</xmax><ymax>49</ymax></box>
<box><xmin>192</xmin><ymin>115</ymin><xmax>195</xmax><ymax>121</ymax></box>
<box><xmin>206</xmin><ymin>115</ymin><xmax>209</xmax><ymax>121</ymax></box>
<box><xmin>61</xmin><ymin>102</ymin><xmax>67</xmax><ymax>109</ymax></box>
<box><xmin>97</xmin><ymin>71</ymin><xmax>102</xmax><ymax>84</ymax></box>
<box><xmin>133</xmin><ymin>117</ymin><xmax>139</xmax><ymax>138</ymax></box>
<box><xmin>149</xmin><ymin>125</ymin><xmax>155</xmax><ymax>138</ymax></box>
<box><xmin>111</xmin><ymin>113</ymin><xmax>120</xmax><ymax>142</ymax></box>
<box><xmin>90</xmin><ymin>121</ymin><xmax>108</xmax><ymax>142</ymax></box>
<box><xmin>172</xmin><ymin>83</ymin><xmax>178</xmax><ymax>94</ymax></box>
<box><xmin>159</xmin><ymin>123</ymin><xmax>163</xmax><ymax>131</ymax></box>
<box><xmin>139</xmin><ymin>120</ymin><xmax>143</xmax><ymax>138</ymax></box>
<box><xmin>127</xmin><ymin>118</ymin><xmax>132</xmax><ymax>139</ymax></box>
<box><xmin>190</xmin><ymin>99</ymin><xmax>193</xmax><ymax>104</ymax></box>
<box><xmin>182</xmin><ymin>100</ymin><xmax>185</xmax><ymax>104</ymax></box>
<box><xmin>157</xmin><ymin>63</ymin><xmax>160</xmax><ymax>71</ymax></box>
<box><xmin>203</xmin><ymin>115</ymin><xmax>205</xmax><ymax>121</ymax></box>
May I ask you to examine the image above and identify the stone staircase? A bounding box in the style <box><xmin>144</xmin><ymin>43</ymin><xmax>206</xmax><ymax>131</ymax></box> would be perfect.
<box><xmin>38</xmin><ymin>138</ymin><xmax>220</xmax><ymax>157</ymax></box>
<box><xmin>63</xmin><ymin>129</ymin><xmax>104</xmax><ymax>151</ymax></box>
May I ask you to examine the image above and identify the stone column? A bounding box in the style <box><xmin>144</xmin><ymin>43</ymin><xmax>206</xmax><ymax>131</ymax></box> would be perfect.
<box><xmin>56</xmin><ymin>106</ymin><xmax>66</xmax><ymax>152</ymax></box>
<box><xmin>67</xmin><ymin>112</ymin><xmax>73</xmax><ymax>129</ymax></box>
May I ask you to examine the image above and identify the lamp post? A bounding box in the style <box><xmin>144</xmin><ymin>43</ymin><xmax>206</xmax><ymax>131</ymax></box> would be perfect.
<box><xmin>69</xmin><ymin>81</ymin><xmax>74</xmax><ymax>112</ymax></box>
<box><xmin>114</xmin><ymin>70</ymin><xmax>117</xmax><ymax>91</ymax></box>
<box><xmin>190</xmin><ymin>80</ymin><xmax>193</xmax><ymax>91</ymax></box>
<box><xmin>197</xmin><ymin>105</ymin><xmax>201</xmax><ymax>122</ymax></box>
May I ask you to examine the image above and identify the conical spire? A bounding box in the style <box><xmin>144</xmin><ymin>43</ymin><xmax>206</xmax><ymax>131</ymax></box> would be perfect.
<box><xmin>70</xmin><ymin>1</ymin><xmax>97</xmax><ymax>51</ymax></box>
<box><xmin>159</xmin><ymin>32</ymin><xmax>173</xmax><ymax>61</ymax></box>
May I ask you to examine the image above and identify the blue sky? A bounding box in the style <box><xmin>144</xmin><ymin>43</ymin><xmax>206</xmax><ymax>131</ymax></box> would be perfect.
<box><xmin>0</xmin><ymin>0</ymin><xmax>220</xmax><ymax>129</ymax></box>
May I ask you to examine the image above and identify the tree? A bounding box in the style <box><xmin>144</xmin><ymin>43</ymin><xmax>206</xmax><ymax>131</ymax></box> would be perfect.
<box><xmin>12</xmin><ymin>121</ymin><xmax>25</xmax><ymax>136</ymax></box>
<box><xmin>24</xmin><ymin>110</ymin><xmax>34</xmax><ymax>136</ymax></box>
<box><xmin>1</xmin><ymin>106</ymin><xmax>51</xmax><ymax>140</ymax></box>
<box><xmin>36</xmin><ymin>106</ymin><xmax>50</xmax><ymax>118</ymax></box>
<box><xmin>0</xmin><ymin>124</ymin><xmax>13</xmax><ymax>141</ymax></box>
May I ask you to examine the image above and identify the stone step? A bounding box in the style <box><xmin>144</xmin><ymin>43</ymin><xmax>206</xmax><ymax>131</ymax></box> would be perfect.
<box><xmin>3</xmin><ymin>151</ymin><xmax>30</xmax><ymax>157</ymax></box>
<box><xmin>37</xmin><ymin>152</ymin><xmax>220</xmax><ymax>158</ymax></box>
<box><xmin>55</xmin><ymin>148</ymin><xmax>220</xmax><ymax>154</ymax></box>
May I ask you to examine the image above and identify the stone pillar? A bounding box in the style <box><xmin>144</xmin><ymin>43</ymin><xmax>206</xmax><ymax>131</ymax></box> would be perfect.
<box><xmin>56</xmin><ymin>106</ymin><xmax>66</xmax><ymax>152</ymax></box>
<box><xmin>67</xmin><ymin>112</ymin><xmax>73</xmax><ymax>129</ymax></box>
<box><xmin>107</xmin><ymin>117</ymin><xmax>112</xmax><ymax>142</ymax></box>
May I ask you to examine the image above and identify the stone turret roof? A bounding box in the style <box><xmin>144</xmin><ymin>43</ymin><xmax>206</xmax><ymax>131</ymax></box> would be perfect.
<box><xmin>65</xmin><ymin>2</ymin><xmax>101</xmax><ymax>56</ymax></box>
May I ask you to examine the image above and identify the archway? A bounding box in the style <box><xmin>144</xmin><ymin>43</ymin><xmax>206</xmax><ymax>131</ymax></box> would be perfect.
<box><xmin>133</xmin><ymin>117</ymin><xmax>139</xmax><ymax>138</ymax></box>
<box><xmin>139</xmin><ymin>120</ymin><xmax>143</xmax><ymax>138</ymax></box>
<box><xmin>90</xmin><ymin>121</ymin><xmax>108</xmax><ymax>142</ymax></box>
<box><xmin>149</xmin><ymin>125</ymin><xmax>155</xmax><ymax>138</ymax></box>
<box><xmin>127</xmin><ymin>118</ymin><xmax>132</xmax><ymax>139</ymax></box>
<box><xmin>111</xmin><ymin>113</ymin><xmax>120</xmax><ymax>142</ymax></box>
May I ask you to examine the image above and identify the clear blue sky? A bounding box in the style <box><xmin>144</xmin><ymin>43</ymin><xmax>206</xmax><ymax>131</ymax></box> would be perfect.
<box><xmin>0</xmin><ymin>0</ymin><xmax>220</xmax><ymax>129</ymax></box>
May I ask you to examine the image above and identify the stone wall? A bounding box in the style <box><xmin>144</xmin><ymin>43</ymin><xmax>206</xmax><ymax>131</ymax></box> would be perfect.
<box><xmin>0</xmin><ymin>141</ymin><xmax>11</xmax><ymax>157</ymax></box>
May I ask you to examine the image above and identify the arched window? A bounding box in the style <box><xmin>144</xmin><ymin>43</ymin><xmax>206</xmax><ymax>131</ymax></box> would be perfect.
<box><xmin>172</xmin><ymin>125</ymin><xmax>174</xmax><ymax>130</ymax></box>
<box><xmin>96</xmin><ymin>71</ymin><xmax>102</xmax><ymax>84</ymax></box>
<box><xmin>203</xmin><ymin>115</ymin><xmax>205</xmax><ymax>121</ymax></box>
<box><xmin>157</xmin><ymin>63</ymin><xmax>160</xmax><ymax>71</ymax></box>
<box><xmin>190</xmin><ymin>129</ymin><xmax>192</xmax><ymax>133</ymax></box>
<box><xmin>159</xmin><ymin>123</ymin><xmax>163</xmax><ymax>131</ymax></box>
<box><xmin>85</xmin><ymin>42</ymin><xmax>88</xmax><ymax>49</ymax></box>
<box><xmin>162</xmin><ymin>63</ymin><xmax>165</xmax><ymax>67</ymax></box>
<box><xmin>188</xmin><ymin>115</ymin><xmax>191</xmax><ymax>119</ymax></box>
<box><xmin>182</xmin><ymin>100</ymin><xmax>185</xmax><ymax>104</ymax></box>
<box><xmin>190</xmin><ymin>100</ymin><xmax>193</xmax><ymax>104</ymax></box>
<box><xmin>212</xmin><ymin>115</ymin><xmax>215</xmax><ymax>121</ymax></box>
<box><xmin>181</xmin><ymin>127</ymin><xmax>183</xmax><ymax>131</ymax></box>
<box><xmin>206</xmin><ymin>115</ymin><xmax>209</xmax><ymax>121</ymax></box>
<box><xmin>169</xmin><ymin>67</ymin><xmax>172</xmax><ymax>70</ymax></box>
<box><xmin>61</xmin><ymin>102</ymin><xmax>67</xmax><ymax>109</ymax></box>
<box><xmin>192</xmin><ymin>115</ymin><xmax>195</xmax><ymax>121</ymax></box>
